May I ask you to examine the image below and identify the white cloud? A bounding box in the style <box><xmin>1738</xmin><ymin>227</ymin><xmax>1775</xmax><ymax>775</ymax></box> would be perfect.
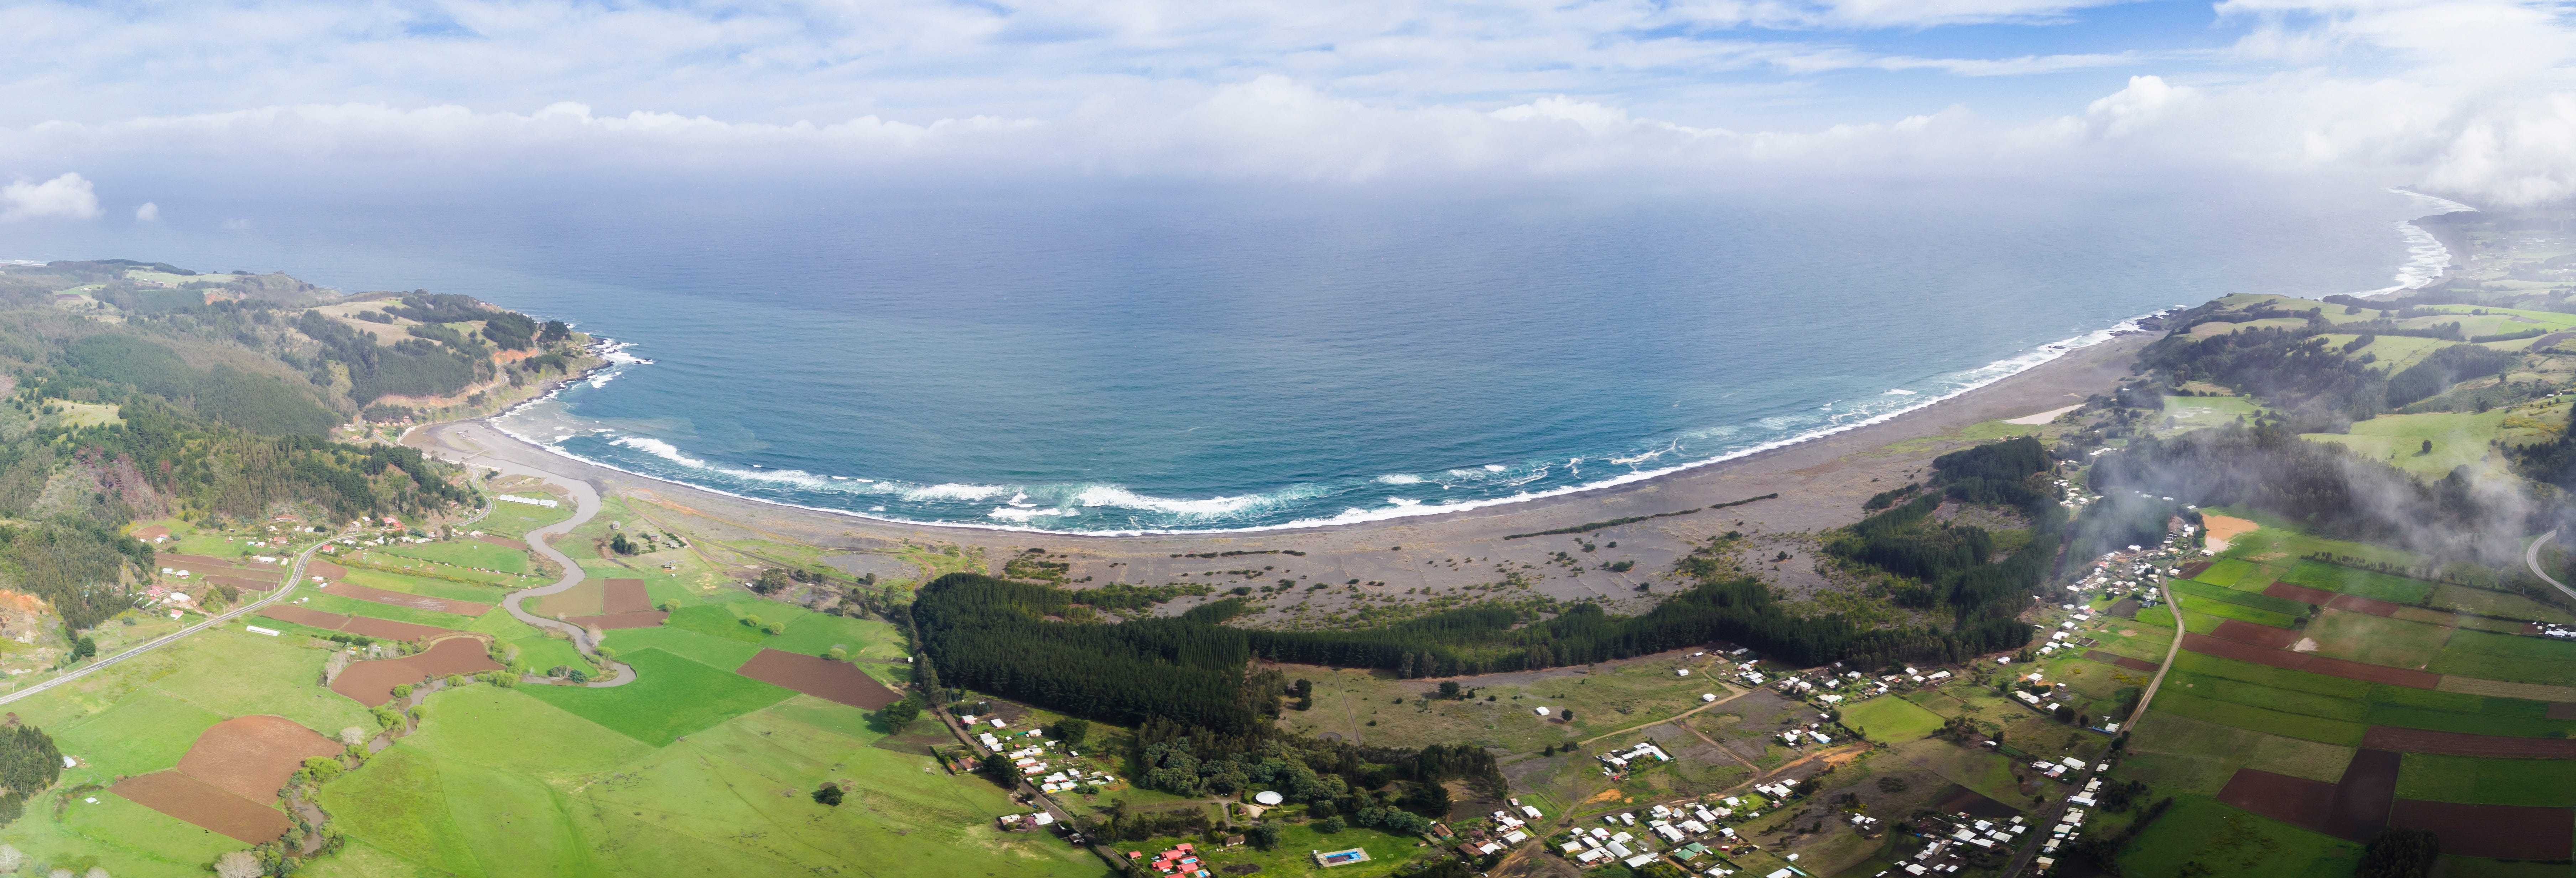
<box><xmin>0</xmin><ymin>172</ymin><xmax>101</xmax><ymax>222</ymax></box>
<box><xmin>133</xmin><ymin>200</ymin><xmax>158</xmax><ymax>222</ymax></box>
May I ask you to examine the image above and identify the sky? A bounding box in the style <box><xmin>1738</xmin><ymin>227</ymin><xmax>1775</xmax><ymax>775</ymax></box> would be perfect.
<box><xmin>1</xmin><ymin>0</ymin><xmax>2572</xmax><ymax>223</ymax></box>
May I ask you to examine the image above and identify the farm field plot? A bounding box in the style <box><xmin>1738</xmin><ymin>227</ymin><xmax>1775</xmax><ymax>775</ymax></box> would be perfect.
<box><xmin>531</xmin><ymin>578</ymin><xmax>604</xmax><ymax>617</ymax></box>
<box><xmin>2</xmin><ymin>781</ymin><xmax>246</xmax><ymax>878</ymax></box>
<box><xmin>339</xmin><ymin>549</ymin><xmax>520</xmax><ymax>587</ymax></box>
<box><xmin>2182</xmin><ymin>633</ymin><xmax>2442</xmax><ymax>689</ymax></box>
<box><xmin>2177</xmin><ymin>594</ymin><xmax>2302</xmax><ymax>629</ymax></box>
<box><xmin>733</xmin><ymin>649</ymin><xmax>902</xmax><ymax>709</ymax></box>
<box><xmin>298</xmin><ymin>591</ymin><xmax>483</xmax><ymax>631</ymax></box>
<box><xmin>54</xmin><ymin>690</ymin><xmax>224</xmax><ymax>779</ymax></box>
<box><xmin>2429</xmin><ymin>628</ymin><xmax>2576</xmax><ymax>685</ymax></box>
<box><xmin>520</xmin><ymin>648</ymin><xmax>793</xmax><ymax>745</ymax></box>
<box><xmin>1838</xmin><ymin>695</ymin><xmax>1945</xmax><ymax>743</ymax></box>
<box><xmin>662</xmin><ymin>603</ymin><xmax>772</xmax><ymax>644</ymax></box>
<box><xmin>2429</xmin><ymin>583</ymin><xmax>2576</xmax><ymax>625</ymax></box>
<box><xmin>2150</xmin><ymin>690</ymin><xmax>2367</xmax><ymax>746</ymax></box>
<box><xmin>2161</xmin><ymin>395</ymin><xmax>2263</xmax><ymax>433</ymax></box>
<box><xmin>468</xmin><ymin>612</ymin><xmax>590</xmax><ymax>673</ymax></box>
<box><xmin>758</xmin><ymin>611</ymin><xmax>902</xmax><ymax>660</ymax></box>
<box><xmin>477</xmin><ymin>493</ymin><xmax>575</xmax><ymax>538</ymax></box>
<box><xmin>321</xmin><ymin>581</ymin><xmax>491</xmax><ymax>616</ymax></box>
<box><xmin>331</xmin><ymin>638</ymin><xmax>506</xmax><ymax>706</ymax></box>
<box><xmin>2117</xmin><ymin>795</ymin><xmax>2362</xmax><ymax>878</ymax></box>
<box><xmin>2122</xmin><ymin>712</ymin><xmax>2354</xmax><ymax>794</ymax></box>
<box><xmin>1889</xmin><ymin>738</ymin><xmax>2021</xmax><ymax>807</ymax></box>
<box><xmin>2397</xmin><ymin>753</ymin><xmax>2576</xmax><ymax>807</ymax></box>
<box><xmin>378</xmin><ymin>539</ymin><xmax>530</xmax><ymax>575</ymax></box>
<box><xmin>2216</xmin><ymin>520</ymin><xmax>2421</xmax><ymax>570</ymax></box>
<box><xmin>604</xmin><ymin>625</ymin><xmax>763</xmax><ymax>670</ymax></box>
<box><xmin>2171</xmin><ymin>580</ymin><xmax>2308</xmax><ymax>616</ymax></box>
<box><xmin>339</xmin><ymin>566</ymin><xmax>513</xmax><ymax>604</ymax></box>
<box><xmin>2302</xmin><ymin>611</ymin><xmax>2454</xmax><ymax>668</ymax></box>
<box><xmin>2190</xmin><ymin>558</ymin><xmax>2259</xmax><ymax>587</ymax></box>
<box><xmin>2278</xmin><ymin>561</ymin><xmax>2436</xmax><ymax>604</ymax></box>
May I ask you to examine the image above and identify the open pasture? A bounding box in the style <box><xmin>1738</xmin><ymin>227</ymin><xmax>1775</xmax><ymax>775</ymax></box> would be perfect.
<box><xmin>2397</xmin><ymin>753</ymin><xmax>2576</xmax><ymax>807</ymax></box>
<box><xmin>378</xmin><ymin>538</ymin><xmax>530</xmax><ymax>575</ymax></box>
<box><xmin>2117</xmin><ymin>795</ymin><xmax>2361</xmax><ymax>878</ymax></box>
<box><xmin>2302</xmin><ymin>409</ymin><xmax>2512</xmax><ymax>479</ymax></box>
<box><xmin>2301</xmin><ymin>611</ymin><xmax>2454</xmax><ymax>669</ymax></box>
<box><xmin>2429</xmin><ymin>628</ymin><xmax>2576</xmax><ymax>685</ymax></box>
<box><xmin>2279</xmin><ymin>561</ymin><xmax>2436</xmax><ymax>604</ymax></box>
<box><xmin>1838</xmin><ymin>695</ymin><xmax>1945</xmax><ymax>743</ymax></box>
<box><xmin>520</xmin><ymin>648</ymin><xmax>792</xmax><ymax>745</ymax></box>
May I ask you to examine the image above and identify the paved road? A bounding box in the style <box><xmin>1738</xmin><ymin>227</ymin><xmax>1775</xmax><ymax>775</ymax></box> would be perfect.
<box><xmin>422</xmin><ymin>439</ymin><xmax>636</xmax><ymax>686</ymax></box>
<box><xmin>2122</xmin><ymin>581</ymin><xmax>2189</xmax><ymax>730</ymax></box>
<box><xmin>0</xmin><ymin>525</ymin><xmax>360</xmax><ymax>707</ymax></box>
<box><xmin>2525</xmin><ymin>530</ymin><xmax>2576</xmax><ymax>604</ymax></box>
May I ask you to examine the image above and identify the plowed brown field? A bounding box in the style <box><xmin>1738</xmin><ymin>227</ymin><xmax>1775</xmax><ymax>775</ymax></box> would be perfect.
<box><xmin>329</xmin><ymin>638</ymin><xmax>505</xmax><ymax>706</ymax></box>
<box><xmin>736</xmin><ymin>649</ymin><xmax>902</xmax><ymax>709</ymax></box>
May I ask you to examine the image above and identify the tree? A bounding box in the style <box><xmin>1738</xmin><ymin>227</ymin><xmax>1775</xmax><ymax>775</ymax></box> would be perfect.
<box><xmin>1438</xmin><ymin>681</ymin><xmax>1460</xmax><ymax>699</ymax></box>
<box><xmin>657</xmin><ymin>599</ymin><xmax>681</xmax><ymax>612</ymax></box>
<box><xmin>1319</xmin><ymin>816</ymin><xmax>1345</xmax><ymax>833</ymax></box>
<box><xmin>568</xmin><ymin>668</ymin><xmax>591</xmax><ymax>684</ymax></box>
<box><xmin>539</xmin><ymin>320</ymin><xmax>572</xmax><ymax>344</ymax></box>
<box><xmin>70</xmin><ymin>637</ymin><xmax>95</xmax><ymax>661</ymax></box>
<box><xmin>978</xmin><ymin>753</ymin><xmax>1018</xmax><ymax>788</ymax></box>
<box><xmin>825</xmin><ymin>646</ymin><xmax>848</xmax><ymax>661</ymax></box>
<box><xmin>213</xmin><ymin>852</ymin><xmax>261</xmax><ymax>878</ymax></box>
<box><xmin>812</xmin><ymin>783</ymin><xmax>845</xmax><ymax>806</ymax></box>
<box><xmin>755</xmin><ymin>569</ymin><xmax>793</xmax><ymax>594</ymax></box>
<box><xmin>2358</xmin><ymin>828</ymin><xmax>2440</xmax><ymax>878</ymax></box>
<box><xmin>877</xmin><ymin>697</ymin><xmax>921</xmax><ymax>732</ymax></box>
<box><xmin>1247</xmin><ymin>824</ymin><xmax>1280</xmax><ymax>850</ymax></box>
<box><xmin>608</xmin><ymin>533</ymin><xmax>636</xmax><ymax>555</ymax></box>
<box><xmin>1053</xmin><ymin>718</ymin><xmax>1090</xmax><ymax>748</ymax></box>
<box><xmin>301</xmin><ymin>756</ymin><xmax>343</xmax><ymax>784</ymax></box>
<box><xmin>2421</xmin><ymin>439</ymin><xmax>2434</xmax><ymax>455</ymax></box>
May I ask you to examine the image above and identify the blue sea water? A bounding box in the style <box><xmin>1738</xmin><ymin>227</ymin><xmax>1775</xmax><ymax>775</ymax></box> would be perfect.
<box><xmin>5</xmin><ymin>178</ymin><xmax>2467</xmax><ymax>533</ymax></box>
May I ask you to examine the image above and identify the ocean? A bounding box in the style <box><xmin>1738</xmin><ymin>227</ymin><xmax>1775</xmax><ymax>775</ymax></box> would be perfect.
<box><xmin>6</xmin><ymin>177</ymin><xmax>2469</xmax><ymax>533</ymax></box>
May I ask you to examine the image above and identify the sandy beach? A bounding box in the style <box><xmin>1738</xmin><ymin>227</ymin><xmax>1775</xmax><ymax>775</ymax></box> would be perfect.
<box><xmin>410</xmin><ymin>333</ymin><xmax>2151</xmax><ymax>620</ymax></box>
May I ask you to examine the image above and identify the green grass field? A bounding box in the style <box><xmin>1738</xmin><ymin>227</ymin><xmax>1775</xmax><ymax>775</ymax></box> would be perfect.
<box><xmin>301</xmin><ymin>591</ymin><xmax>484</xmax><ymax>630</ymax></box>
<box><xmin>2429</xmin><ymin>627</ymin><xmax>2576</xmax><ymax>685</ymax></box>
<box><xmin>603</xmin><ymin>626</ymin><xmax>763</xmax><ymax>670</ymax></box>
<box><xmin>520</xmin><ymin>648</ymin><xmax>792</xmax><ymax>745</ymax></box>
<box><xmin>338</xmin><ymin>566</ymin><xmax>514</xmax><ymax>603</ymax></box>
<box><xmin>53</xmin><ymin>690</ymin><xmax>223</xmax><ymax>779</ymax></box>
<box><xmin>758</xmin><ymin>612</ymin><xmax>900</xmax><ymax>660</ymax></box>
<box><xmin>378</xmin><ymin>539</ymin><xmax>531</xmax><ymax>575</ymax></box>
<box><xmin>2278</xmin><ymin>560</ymin><xmax>2436</xmax><ymax>604</ymax></box>
<box><xmin>2170</xmin><ymin>579</ymin><xmax>2308</xmax><ymax>616</ymax></box>
<box><xmin>1839</xmin><ymin>695</ymin><xmax>1946</xmax><ymax>743</ymax></box>
<box><xmin>2121</xmin><ymin>712</ymin><xmax>2355</xmax><ymax>794</ymax></box>
<box><xmin>663</xmin><ymin>604</ymin><xmax>772</xmax><ymax>644</ymax></box>
<box><xmin>1890</xmin><ymin>738</ymin><xmax>2023</xmax><ymax>807</ymax></box>
<box><xmin>2191</xmin><ymin>559</ymin><xmax>2258</xmax><ymax>587</ymax></box>
<box><xmin>2175</xmin><ymin>594</ymin><xmax>2304</xmax><ymax>629</ymax></box>
<box><xmin>2396</xmin><ymin>753</ymin><xmax>2576</xmax><ymax>807</ymax></box>
<box><xmin>2430</xmin><ymin>583</ymin><xmax>2576</xmax><ymax>625</ymax></box>
<box><xmin>2160</xmin><ymin>396</ymin><xmax>2262</xmax><ymax>434</ymax></box>
<box><xmin>469</xmin><ymin>612</ymin><xmax>592</xmax><ymax>674</ymax></box>
<box><xmin>2118</xmin><ymin>795</ymin><xmax>2362</xmax><ymax>878</ymax></box>
<box><xmin>477</xmin><ymin>495</ymin><xmax>575</xmax><ymax>539</ymax></box>
<box><xmin>2303</xmin><ymin>410</ymin><xmax>2511</xmax><ymax>479</ymax></box>
<box><xmin>2301</xmin><ymin>610</ymin><xmax>2454</xmax><ymax>668</ymax></box>
<box><xmin>2149</xmin><ymin>690</ymin><xmax>2366</xmax><ymax>746</ymax></box>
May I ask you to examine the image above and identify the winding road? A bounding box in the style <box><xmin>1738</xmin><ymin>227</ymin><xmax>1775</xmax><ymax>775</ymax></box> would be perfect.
<box><xmin>427</xmin><ymin>439</ymin><xmax>636</xmax><ymax>686</ymax></box>
<box><xmin>2524</xmin><ymin>530</ymin><xmax>2576</xmax><ymax>605</ymax></box>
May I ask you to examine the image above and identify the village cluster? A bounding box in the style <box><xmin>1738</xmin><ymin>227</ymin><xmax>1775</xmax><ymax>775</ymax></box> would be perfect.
<box><xmin>966</xmin><ymin>715</ymin><xmax>1120</xmax><ymax>794</ymax></box>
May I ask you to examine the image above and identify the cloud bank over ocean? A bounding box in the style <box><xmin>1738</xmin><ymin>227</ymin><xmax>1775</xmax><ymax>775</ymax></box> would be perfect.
<box><xmin>0</xmin><ymin>1</ymin><xmax>2570</xmax><ymax>207</ymax></box>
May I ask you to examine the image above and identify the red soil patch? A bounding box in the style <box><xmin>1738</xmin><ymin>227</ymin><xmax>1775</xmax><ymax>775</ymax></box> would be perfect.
<box><xmin>2548</xmin><ymin>703</ymin><xmax>2576</xmax><ymax>721</ymax></box>
<box><xmin>601</xmin><ymin>579</ymin><xmax>649</xmax><ymax>614</ymax></box>
<box><xmin>473</xmin><ymin>534</ymin><xmax>529</xmax><ymax>551</ymax></box>
<box><xmin>2178</xmin><ymin>560</ymin><xmax>2214</xmax><ymax>579</ymax></box>
<box><xmin>2083</xmin><ymin>650</ymin><xmax>2161</xmax><ymax>673</ymax></box>
<box><xmin>735</xmin><ymin>649</ymin><xmax>903</xmax><ymax>709</ymax></box>
<box><xmin>2214</xmin><ymin>750</ymin><xmax>2402</xmax><ymax>842</ymax></box>
<box><xmin>2209</xmin><ymin>620</ymin><xmax>2306</xmax><ymax>649</ymax></box>
<box><xmin>203</xmin><ymin>574</ymin><xmax>279</xmax><ymax>593</ymax></box>
<box><xmin>2324</xmin><ymin>749</ymin><xmax>2401</xmax><ymax>841</ymax></box>
<box><xmin>328</xmin><ymin>638</ymin><xmax>505</xmax><ymax>706</ymax></box>
<box><xmin>567</xmin><ymin>611</ymin><xmax>668</xmax><ymax>630</ymax></box>
<box><xmin>2261</xmin><ymin>581</ymin><xmax>2410</xmax><ymax>617</ymax></box>
<box><xmin>321</xmin><ymin>581</ymin><xmax>490</xmax><ymax>615</ymax></box>
<box><xmin>306</xmin><ymin>560</ymin><xmax>347</xmax><ymax>579</ymax></box>
<box><xmin>339</xmin><ymin>617</ymin><xmax>457</xmax><ymax>641</ymax></box>
<box><xmin>110</xmin><ymin>772</ymin><xmax>292</xmax><ymax>844</ymax></box>
<box><xmin>2181</xmin><ymin>633</ymin><xmax>2442</xmax><ymax>689</ymax></box>
<box><xmin>132</xmin><ymin>525</ymin><xmax>171</xmax><ymax>541</ymax></box>
<box><xmin>258</xmin><ymin>605</ymin><xmax>458</xmax><ymax>642</ymax></box>
<box><xmin>2361</xmin><ymin>726</ymin><xmax>2576</xmax><ymax>759</ymax></box>
<box><xmin>2389</xmin><ymin>799</ymin><xmax>2575</xmax><ymax>859</ymax></box>
<box><xmin>2217</xmin><ymin>770</ymin><xmax>2337</xmax><ymax>834</ymax></box>
<box><xmin>176</xmin><ymin>716</ymin><xmax>343</xmax><ymax>801</ymax></box>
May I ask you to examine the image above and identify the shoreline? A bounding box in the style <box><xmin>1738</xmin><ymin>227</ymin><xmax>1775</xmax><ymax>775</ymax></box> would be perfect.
<box><xmin>481</xmin><ymin>313</ymin><xmax>2166</xmax><ymax>539</ymax></box>
<box><xmin>411</xmin><ymin>328</ymin><xmax>2156</xmax><ymax>610</ymax></box>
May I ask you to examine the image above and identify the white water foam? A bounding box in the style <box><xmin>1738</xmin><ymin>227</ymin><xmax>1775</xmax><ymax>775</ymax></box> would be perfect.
<box><xmin>495</xmin><ymin>303</ymin><xmax>2163</xmax><ymax>536</ymax></box>
<box><xmin>2364</xmin><ymin>189</ymin><xmax>2478</xmax><ymax>296</ymax></box>
<box><xmin>1375</xmin><ymin>474</ymin><xmax>1425</xmax><ymax>485</ymax></box>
